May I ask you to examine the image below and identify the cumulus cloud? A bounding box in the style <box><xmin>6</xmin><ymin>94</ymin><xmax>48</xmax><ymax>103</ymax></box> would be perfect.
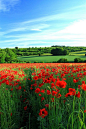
<box><xmin>0</xmin><ymin>0</ymin><xmax>20</xmax><ymax>11</ymax></box>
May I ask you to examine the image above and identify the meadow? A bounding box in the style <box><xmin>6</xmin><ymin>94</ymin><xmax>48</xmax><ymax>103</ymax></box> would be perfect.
<box><xmin>1</xmin><ymin>63</ymin><xmax>86</xmax><ymax>129</ymax></box>
<box><xmin>17</xmin><ymin>51</ymin><xmax>86</xmax><ymax>63</ymax></box>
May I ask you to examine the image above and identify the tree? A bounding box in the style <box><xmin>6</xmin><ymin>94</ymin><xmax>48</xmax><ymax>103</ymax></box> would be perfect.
<box><xmin>63</xmin><ymin>50</ymin><xmax>69</xmax><ymax>55</ymax></box>
<box><xmin>15</xmin><ymin>47</ymin><xmax>18</xmax><ymax>49</ymax></box>
<box><xmin>4</xmin><ymin>48</ymin><xmax>17</xmax><ymax>63</ymax></box>
<box><xmin>74</xmin><ymin>58</ymin><xmax>83</xmax><ymax>63</ymax></box>
<box><xmin>57</xmin><ymin>58</ymin><xmax>68</xmax><ymax>63</ymax></box>
<box><xmin>51</xmin><ymin>48</ymin><xmax>63</xmax><ymax>55</ymax></box>
<box><xmin>0</xmin><ymin>51</ymin><xmax>6</xmax><ymax>63</ymax></box>
<box><xmin>51</xmin><ymin>48</ymin><xmax>69</xmax><ymax>56</ymax></box>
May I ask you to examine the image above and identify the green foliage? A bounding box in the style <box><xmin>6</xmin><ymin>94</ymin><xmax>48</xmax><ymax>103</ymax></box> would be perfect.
<box><xmin>52</xmin><ymin>61</ymin><xmax>57</xmax><ymax>63</ymax></box>
<box><xmin>63</xmin><ymin>49</ymin><xmax>69</xmax><ymax>55</ymax></box>
<box><xmin>0</xmin><ymin>48</ymin><xmax>17</xmax><ymax>63</ymax></box>
<box><xmin>51</xmin><ymin>48</ymin><xmax>69</xmax><ymax>56</ymax></box>
<box><xmin>57</xmin><ymin>58</ymin><xmax>69</xmax><ymax>63</ymax></box>
<box><xmin>5</xmin><ymin>48</ymin><xmax>17</xmax><ymax>62</ymax></box>
<box><xmin>16</xmin><ymin>52</ymin><xmax>23</xmax><ymax>56</ymax></box>
<box><xmin>34</xmin><ymin>61</ymin><xmax>39</xmax><ymax>63</ymax></box>
<box><xmin>15</xmin><ymin>47</ymin><xmax>18</xmax><ymax>49</ymax></box>
<box><xmin>74</xmin><ymin>58</ymin><xmax>83</xmax><ymax>63</ymax></box>
<box><xmin>40</xmin><ymin>61</ymin><xmax>44</xmax><ymax>63</ymax></box>
<box><xmin>0</xmin><ymin>51</ymin><xmax>6</xmax><ymax>63</ymax></box>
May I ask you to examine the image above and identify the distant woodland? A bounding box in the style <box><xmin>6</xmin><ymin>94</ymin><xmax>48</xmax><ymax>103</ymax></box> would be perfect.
<box><xmin>0</xmin><ymin>45</ymin><xmax>86</xmax><ymax>63</ymax></box>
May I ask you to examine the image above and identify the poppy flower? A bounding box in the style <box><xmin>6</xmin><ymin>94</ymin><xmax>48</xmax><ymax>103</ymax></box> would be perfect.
<box><xmin>39</xmin><ymin>108</ymin><xmax>48</xmax><ymax>118</ymax></box>
<box><xmin>24</xmin><ymin>106</ymin><xmax>27</xmax><ymax>110</ymax></box>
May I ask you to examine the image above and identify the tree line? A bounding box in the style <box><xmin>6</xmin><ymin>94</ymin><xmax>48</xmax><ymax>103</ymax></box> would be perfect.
<box><xmin>0</xmin><ymin>46</ymin><xmax>86</xmax><ymax>63</ymax></box>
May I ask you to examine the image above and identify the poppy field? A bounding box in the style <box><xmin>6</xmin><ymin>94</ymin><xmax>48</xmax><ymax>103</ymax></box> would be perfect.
<box><xmin>1</xmin><ymin>63</ymin><xmax>86</xmax><ymax>129</ymax></box>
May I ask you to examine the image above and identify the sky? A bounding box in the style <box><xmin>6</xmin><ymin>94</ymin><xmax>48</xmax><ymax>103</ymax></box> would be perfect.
<box><xmin>0</xmin><ymin>0</ymin><xmax>86</xmax><ymax>48</ymax></box>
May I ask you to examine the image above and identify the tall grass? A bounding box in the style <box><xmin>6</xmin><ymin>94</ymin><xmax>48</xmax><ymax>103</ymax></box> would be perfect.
<box><xmin>0</xmin><ymin>63</ymin><xmax>86</xmax><ymax>128</ymax></box>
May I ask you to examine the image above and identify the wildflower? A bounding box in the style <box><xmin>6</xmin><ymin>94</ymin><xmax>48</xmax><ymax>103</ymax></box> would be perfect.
<box><xmin>52</xmin><ymin>90</ymin><xmax>58</xmax><ymax>96</ymax></box>
<box><xmin>45</xmin><ymin>104</ymin><xmax>49</xmax><ymax>108</ymax></box>
<box><xmin>65</xmin><ymin>92</ymin><xmax>73</xmax><ymax>97</ymax></box>
<box><xmin>56</xmin><ymin>80</ymin><xmax>67</xmax><ymax>88</ymax></box>
<box><xmin>35</xmin><ymin>88</ymin><xmax>40</xmax><ymax>93</ymax></box>
<box><xmin>24</xmin><ymin>106</ymin><xmax>27</xmax><ymax>110</ymax></box>
<box><xmin>69</xmin><ymin>88</ymin><xmax>76</xmax><ymax>96</ymax></box>
<box><xmin>33</xmin><ymin>76</ymin><xmax>38</xmax><ymax>80</ymax></box>
<box><xmin>18</xmin><ymin>86</ymin><xmax>21</xmax><ymax>90</ymax></box>
<box><xmin>40</xmin><ymin>89</ymin><xmax>45</xmax><ymax>93</ymax></box>
<box><xmin>10</xmin><ymin>113</ymin><xmax>12</xmax><ymax>116</ymax></box>
<box><xmin>63</xmin><ymin>100</ymin><xmax>66</xmax><ymax>104</ymax></box>
<box><xmin>11</xmin><ymin>88</ymin><xmax>13</xmax><ymax>91</ymax></box>
<box><xmin>41</xmin><ymin>97</ymin><xmax>45</xmax><ymax>101</ymax></box>
<box><xmin>39</xmin><ymin>94</ymin><xmax>42</xmax><ymax>96</ymax></box>
<box><xmin>84</xmin><ymin>110</ymin><xmax>86</xmax><ymax>113</ymax></box>
<box><xmin>73</xmin><ymin>79</ymin><xmax>77</xmax><ymax>83</ymax></box>
<box><xmin>55</xmin><ymin>93</ymin><xmax>61</xmax><ymax>98</ymax></box>
<box><xmin>39</xmin><ymin>108</ymin><xmax>48</xmax><ymax>118</ymax></box>
<box><xmin>47</xmin><ymin>90</ymin><xmax>51</xmax><ymax>95</ymax></box>
<box><xmin>75</xmin><ymin>91</ymin><xmax>80</xmax><ymax>98</ymax></box>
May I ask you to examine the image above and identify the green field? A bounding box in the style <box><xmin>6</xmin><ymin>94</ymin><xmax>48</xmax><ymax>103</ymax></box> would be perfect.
<box><xmin>69</xmin><ymin>51</ymin><xmax>86</xmax><ymax>56</ymax></box>
<box><xmin>17</xmin><ymin>51</ymin><xmax>86</xmax><ymax>63</ymax></box>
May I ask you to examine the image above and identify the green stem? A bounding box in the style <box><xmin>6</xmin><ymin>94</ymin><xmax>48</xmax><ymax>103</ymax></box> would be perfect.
<box><xmin>72</xmin><ymin>95</ymin><xmax>75</xmax><ymax>129</ymax></box>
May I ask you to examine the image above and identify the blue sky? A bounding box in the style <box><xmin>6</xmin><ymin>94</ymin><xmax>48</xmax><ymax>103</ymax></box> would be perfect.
<box><xmin>0</xmin><ymin>0</ymin><xmax>86</xmax><ymax>48</ymax></box>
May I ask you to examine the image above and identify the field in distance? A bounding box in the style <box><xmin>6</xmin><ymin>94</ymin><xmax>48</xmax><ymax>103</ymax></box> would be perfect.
<box><xmin>17</xmin><ymin>51</ymin><xmax>86</xmax><ymax>63</ymax></box>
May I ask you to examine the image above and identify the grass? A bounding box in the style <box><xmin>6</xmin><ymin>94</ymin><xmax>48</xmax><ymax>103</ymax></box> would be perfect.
<box><xmin>69</xmin><ymin>51</ymin><xmax>86</xmax><ymax>55</ymax></box>
<box><xmin>17</xmin><ymin>51</ymin><xmax>86</xmax><ymax>63</ymax></box>
<box><xmin>0</xmin><ymin>63</ymin><xmax>86</xmax><ymax>128</ymax></box>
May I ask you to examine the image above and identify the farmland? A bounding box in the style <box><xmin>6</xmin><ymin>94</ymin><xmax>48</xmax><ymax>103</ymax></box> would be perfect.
<box><xmin>0</xmin><ymin>46</ymin><xmax>86</xmax><ymax>63</ymax></box>
<box><xmin>0</xmin><ymin>63</ymin><xmax>86</xmax><ymax>128</ymax></box>
<box><xmin>17</xmin><ymin>51</ymin><xmax>86</xmax><ymax>63</ymax></box>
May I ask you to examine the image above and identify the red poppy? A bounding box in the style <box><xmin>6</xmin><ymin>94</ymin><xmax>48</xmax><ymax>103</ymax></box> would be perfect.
<box><xmin>69</xmin><ymin>88</ymin><xmax>76</xmax><ymax>96</ymax></box>
<box><xmin>35</xmin><ymin>88</ymin><xmax>40</xmax><ymax>93</ymax></box>
<box><xmin>75</xmin><ymin>91</ymin><xmax>80</xmax><ymax>98</ymax></box>
<box><xmin>56</xmin><ymin>80</ymin><xmax>67</xmax><ymax>88</ymax></box>
<box><xmin>10</xmin><ymin>113</ymin><xmax>12</xmax><ymax>116</ymax></box>
<box><xmin>65</xmin><ymin>92</ymin><xmax>73</xmax><ymax>97</ymax></box>
<box><xmin>24</xmin><ymin>106</ymin><xmax>27</xmax><ymax>110</ymax></box>
<box><xmin>47</xmin><ymin>90</ymin><xmax>51</xmax><ymax>95</ymax></box>
<box><xmin>33</xmin><ymin>76</ymin><xmax>38</xmax><ymax>80</ymax></box>
<box><xmin>84</xmin><ymin>110</ymin><xmax>86</xmax><ymax>113</ymax></box>
<box><xmin>81</xmin><ymin>84</ymin><xmax>86</xmax><ymax>91</ymax></box>
<box><xmin>82</xmin><ymin>81</ymin><xmax>85</xmax><ymax>84</ymax></box>
<box><xmin>52</xmin><ymin>90</ymin><xmax>57</xmax><ymax>96</ymax></box>
<box><xmin>41</xmin><ymin>97</ymin><xmax>45</xmax><ymax>101</ymax></box>
<box><xmin>11</xmin><ymin>88</ymin><xmax>13</xmax><ymax>91</ymax></box>
<box><xmin>63</xmin><ymin>100</ymin><xmax>66</xmax><ymax>104</ymax></box>
<box><xmin>18</xmin><ymin>86</ymin><xmax>21</xmax><ymax>90</ymax></box>
<box><xmin>39</xmin><ymin>108</ymin><xmax>48</xmax><ymax>118</ymax></box>
<box><xmin>45</xmin><ymin>104</ymin><xmax>49</xmax><ymax>108</ymax></box>
<box><xmin>55</xmin><ymin>93</ymin><xmax>61</xmax><ymax>98</ymax></box>
<box><xmin>39</xmin><ymin>94</ymin><xmax>42</xmax><ymax>96</ymax></box>
<box><xmin>40</xmin><ymin>89</ymin><xmax>45</xmax><ymax>93</ymax></box>
<box><xmin>73</xmin><ymin>79</ymin><xmax>77</xmax><ymax>83</ymax></box>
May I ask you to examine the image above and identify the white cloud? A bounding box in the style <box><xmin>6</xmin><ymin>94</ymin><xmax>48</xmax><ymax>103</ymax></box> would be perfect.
<box><xmin>31</xmin><ymin>29</ymin><xmax>41</xmax><ymax>31</ymax></box>
<box><xmin>66</xmin><ymin>4</ymin><xmax>86</xmax><ymax>11</ymax></box>
<box><xmin>57</xmin><ymin>19</ymin><xmax>86</xmax><ymax>35</ymax></box>
<box><xmin>1</xmin><ymin>23</ymin><xmax>49</xmax><ymax>35</ymax></box>
<box><xmin>0</xmin><ymin>0</ymin><xmax>20</xmax><ymax>11</ymax></box>
<box><xmin>3</xmin><ymin>19</ymin><xmax>86</xmax><ymax>43</ymax></box>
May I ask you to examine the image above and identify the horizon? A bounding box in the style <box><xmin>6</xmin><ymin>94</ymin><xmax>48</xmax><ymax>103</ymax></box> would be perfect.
<box><xmin>0</xmin><ymin>0</ymin><xmax>86</xmax><ymax>48</ymax></box>
<box><xmin>1</xmin><ymin>45</ymin><xmax>86</xmax><ymax>49</ymax></box>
